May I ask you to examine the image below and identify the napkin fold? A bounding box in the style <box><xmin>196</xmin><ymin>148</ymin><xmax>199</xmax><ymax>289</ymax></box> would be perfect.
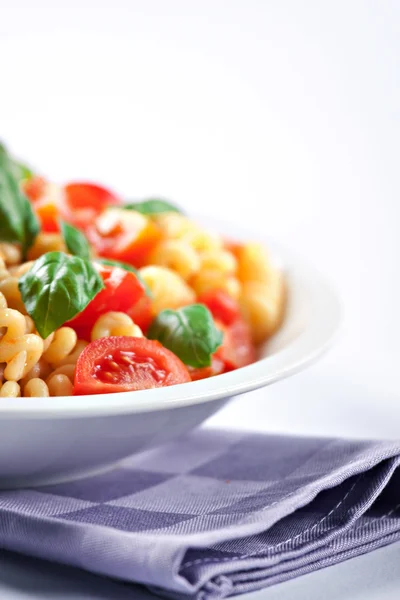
<box><xmin>0</xmin><ymin>429</ymin><xmax>399</xmax><ymax>599</ymax></box>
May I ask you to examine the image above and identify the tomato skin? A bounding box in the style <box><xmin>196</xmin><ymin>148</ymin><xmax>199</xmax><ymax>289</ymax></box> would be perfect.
<box><xmin>198</xmin><ymin>289</ymin><xmax>240</xmax><ymax>326</ymax></box>
<box><xmin>34</xmin><ymin>199</ymin><xmax>60</xmax><ymax>232</ymax></box>
<box><xmin>64</xmin><ymin>182</ymin><xmax>122</xmax><ymax>228</ymax></box>
<box><xmin>216</xmin><ymin>317</ymin><xmax>256</xmax><ymax>371</ymax></box>
<box><xmin>86</xmin><ymin>212</ymin><xmax>162</xmax><ymax>268</ymax></box>
<box><xmin>67</xmin><ymin>264</ymin><xmax>151</xmax><ymax>340</ymax></box>
<box><xmin>73</xmin><ymin>336</ymin><xmax>191</xmax><ymax>395</ymax></box>
<box><xmin>188</xmin><ymin>356</ymin><xmax>225</xmax><ymax>381</ymax></box>
<box><xmin>127</xmin><ymin>294</ymin><xmax>153</xmax><ymax>334</ymax></box>
<box><xmin>23</xmin><ymin>176</ymin><xmax>47</xmax><ymax>202</ymax></box>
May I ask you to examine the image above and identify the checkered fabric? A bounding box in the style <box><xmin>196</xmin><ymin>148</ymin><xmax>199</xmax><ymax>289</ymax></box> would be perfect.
<box><xmin>0</xmin><ymin>429</ymin><xmax>399</xmax><ymax>599</ymax></box>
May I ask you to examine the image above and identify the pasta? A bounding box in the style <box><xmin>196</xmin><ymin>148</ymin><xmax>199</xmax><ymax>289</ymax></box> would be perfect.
<box><xmin>0</xmin><ymin>257</ymin><xmax>26</xmax><ymax>313</ymax></box>
<box><xmin>27</xmin><ymin>233</ymin><xmax>67</xmax><ymax>261</ymax></box>
<box><xmin>91</xmin><ymin>312</ymin><xmax>143</xmax><ymax>340</ymax></box>
<box><xmin>199</xmin><ymin>249</ymin><xmax>237</xmax><ymax>276</ymax></box>
<box><xmin>149</xmin><ymin>240</ymin><xmax>200</xmax><ymax>280</ymax></box>
<box><xmin>24</xmin><ymin>378</ymin><xmax>49</xmax><ymax>397</ymax></box>
<box><xmin>0</xmin><ymin>243</ymin><xmax>22</xmax><ymax>266</ymax></box>
<box><xmin>190</xmin><ymin>270</ymin><xmax>241</xmax><ymax>300</ymax></box>
<box><xmin>240</xmin><ymin>276</ymin><xmax>286</xmax><ymax>343</ymax></box>
<box><xmin>139</xmin><ymin>266</ymin><xmax>196</xmax><ymax>313</ymax></box>
<box><xmin>0</xmin><ymin>303</ymin><xmax>44</xmax><ymax>380</ymax></box>
<box><xmin>0</xmin><ymin>144</ymin><xmax>287</xmax><ymax>397</ymax></box>
<box><xmin>0</xmin><ymin>381</ymin><xmax>21</xmax><ymax>397</ymax></box>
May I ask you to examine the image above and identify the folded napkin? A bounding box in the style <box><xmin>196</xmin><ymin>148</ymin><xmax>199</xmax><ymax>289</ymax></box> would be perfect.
<box><xmin>0</xmin><ymin>429</ymin><xmax>399</xmax><ymax>599</ymax></box>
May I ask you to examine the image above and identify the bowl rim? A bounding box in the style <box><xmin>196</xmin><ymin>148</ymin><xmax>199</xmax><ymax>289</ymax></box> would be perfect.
<box><xmin>0</xmin><ymin>242</ymin><xmax>341</xmax><ymax>419</ymax></box>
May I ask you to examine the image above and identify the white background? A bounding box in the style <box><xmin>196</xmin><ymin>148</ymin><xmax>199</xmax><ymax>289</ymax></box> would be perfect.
<box><xmin>1</xmin><ymin>1</ymin><xmax>400</xmax><ymax>597</ymax></box>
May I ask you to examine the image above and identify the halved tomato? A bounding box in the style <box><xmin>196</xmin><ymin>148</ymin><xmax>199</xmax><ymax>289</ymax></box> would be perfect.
<box><xmin>74</xmin><ymin>336</ymin><xmax>191</xmax><ymax>395</ymax></box>
<box><xmin>188</xmin><ymin>356</ymin><xmax>225</xmax><ymax>381</ymax></box>
<box><xmin>86</xmin><ymin>207</ymin><xmax>163</xmax><ymax>268</ymax></box>
<box><xmin>198</xmin><ymin>289</ymin><xmax>240</xmax><ymax>326</ymax></box>
<box><xmin>215</xmin><ymin>317</ymin><xmax>256</xmax><ymax>371</ymax></box>
<box><xmin>64</xmin><ymin>182</ymin><xmax>122</xmax><ymax>228</ymax></box>
<box><xmin>23</xmin><ymin>176</ymin><xmax>47</xmax><ymax>202</ymax></box>
<box><xmin>23</xmin><ymin>178</ymin><xmax>61</xmax><ymax>232</ymax></box>
<box><xmin>67</xmin><ymin>263</ymin><xmax>152</xmax><ymax>340</ymax></box>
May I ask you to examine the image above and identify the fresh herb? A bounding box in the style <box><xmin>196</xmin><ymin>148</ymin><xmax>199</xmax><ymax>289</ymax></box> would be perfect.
<box><xmin>12</xmin><ymin>160</ymin><xmax>34</xmax><ymax>182</ymax></box>
<box><xmin>19</xmin><ymin>251</ymin><xmax>105</xmax><ymax>338</ymax></box>
<box><xmin>0</xmin><ymin>144</ymin><xmax>40</xmax><ymax>255</ymax></box>
<box><xmin>61</xmin><ymin>221</ymin><xmax>91</xmax><ymax>261</ymax></box>
<box><xmin>124</xmin><ymin>198</ymin><xmax>181</xmax><ymax>215</ymax></box>
<box><xmin>96</xmin><ymin>258</ymin><xmax>152</xmax><ymax>297</ymax></box>
<box><xmin>148</xmin><ymin>304</ymin><xmax>223</xmax><ymax>368</ymax></box>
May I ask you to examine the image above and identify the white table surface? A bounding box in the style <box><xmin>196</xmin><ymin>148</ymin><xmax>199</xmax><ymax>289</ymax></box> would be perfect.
<box><xmin>1</xmin><ymin>0</ymin><xmax>400</xmax><ymax>597</ymax></box>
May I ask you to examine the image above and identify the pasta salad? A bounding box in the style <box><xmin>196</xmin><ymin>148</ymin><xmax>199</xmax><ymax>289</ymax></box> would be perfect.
<box><xmin>0</xmin><ymin>144</ymin><xmax>286</xmax><ymax>397</ymax></box>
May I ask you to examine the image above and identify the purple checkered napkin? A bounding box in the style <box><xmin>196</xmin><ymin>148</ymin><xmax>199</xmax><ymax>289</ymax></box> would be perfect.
<box><xmin>0</xmin><ymin>430</ymin><xmax>399</xmax><ymax>599</ymax></box>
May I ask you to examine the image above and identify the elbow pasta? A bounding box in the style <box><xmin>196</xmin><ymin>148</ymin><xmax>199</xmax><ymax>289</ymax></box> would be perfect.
<box><xmin>91</xmin><ymin>312</ymin><xmax>143</xmax><ymax>340</ymax></box>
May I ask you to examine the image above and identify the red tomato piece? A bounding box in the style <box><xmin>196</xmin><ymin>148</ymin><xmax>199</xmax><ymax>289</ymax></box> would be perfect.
<box><xmin>188</xmin><ymin>356</ymin><xmax>225</xmax><ymax>381</ymax></box>
<box><xmin>67</xmin><ymin>264</ymin><xmax>151</xmax><ymax>340</ymax></box>
<box><xmin>64</xmin><ymin>182</ymin><xmax>122</xmax><ymax>228</ymax></box>
<box><xmin>86</xmin><ymin>208</ymin><xmax>163</xmax><ymax>268</ymax></box>
<box><xmin>23</xmin><ymin>176</ymin><xmax>47</xmax><ymax>202</ymax></box>
<box><xmin>216</xmin><ymin>317</ymin><xmax>256</xmax><ymax>371</ymax></box>
<box><xmin>74</xmin><ymin>336</ymin><xmax>191</xmax><ymax>395</ymax></box>
<box><xmin>34</xmin><ymin>199</ymin><xmax>60</xmax><ymax>232</ymax></box>
<box><xmin>198</xmin><ymin>289</ymin><xmax>240</xmax><ymax>326</ymax></box>
<box><xmin>127</xmin><ymin>294</ymin><xmax>154</xmax><ymax>334</ymax></box>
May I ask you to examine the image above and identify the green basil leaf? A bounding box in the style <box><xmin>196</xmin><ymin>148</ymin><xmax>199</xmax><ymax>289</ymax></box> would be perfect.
<box><xmin>96</xmin><ymin>258</ymin><xmax>152</xmax><ymax>297</ymax></box>
<box><xmin>12</xmin><ymin>160</ymin><xmax>34</xmax><ymax>182</ymax></box>
<box><xmin>0</xmin><ymin>144</ymin><xmax>40</xmax><ymax>255</ymax></box>
<box><xmin>148</xmin><ymin>304</ymin><xmax>223</xmax><ymax>368</ymax></box>
<box><xmin>124</xmin><ymin>198</ymin><xmax>181</xmax><ymax>215</ymax></box>
<box><xmin>19</xmin><ymin>251</ymin><xmax>105</xmax><ymax>338</ymax></box>
<box><xmin>61</xmin><ymin>221</ymin><xmax>91</xmax><ymax>261</ymax></box>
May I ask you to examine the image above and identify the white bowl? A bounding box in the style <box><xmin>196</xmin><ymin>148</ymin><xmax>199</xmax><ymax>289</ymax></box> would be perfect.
<box><xmin>0</xmin><ymin>242</ymin><xmax>341</xmax><ymax>487</ymax></box>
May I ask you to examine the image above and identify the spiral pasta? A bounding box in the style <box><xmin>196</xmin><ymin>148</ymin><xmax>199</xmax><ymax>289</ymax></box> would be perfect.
<box><xmin>27</xmin><ymin>233</ymin><xmax>66</xmax><ymax>261</ymax></box>
<box><xmin>239</xmin><ymin>275</ymin><xmax>286</xmax><ymax>344</ymax></box>
<box><xmin>0</xmin><ymin>243</ymin><xmax>22</xmax><ymax>266</ymax></box>
<box><xmin>139</xmin><ymin>265</ymin><xmax>195</xmax><ymax>314</ymax></box>
<box><xmin>43</xmin><ymin>327</ymin><xmax>87</xmax><ymax>368</ymax></box>
<box><xmin>0</xmin><ymin>296</ymin><xmax>44</xmax><ymax>381</ymax></box>
<box><xmin>24</xmin><ymin>378</ymin><xmax>49</xmax><ymax>397</ymax></box>
<box><xmin>149</xmin><ymin>240</ymin><xmax>200</xmax><ymax>280</ymax></box>
<box><xmin>190</xmin><ymin>270</ymin><xmax>241</xmax><ymax>300</ymax></box>
<box><xmin>0</xmin><ymin>257</ymin><xmax>26</xmax><ymax>313</ymax></box>
<box><xmin>0</xmin><ymin>381</ymin><xmax>21</xmax><ymax>397</ymax></box>
<box><xmin>91</xmin><ymin>312</ymin><xmax>143</xmax><ymax>340</ymax></box>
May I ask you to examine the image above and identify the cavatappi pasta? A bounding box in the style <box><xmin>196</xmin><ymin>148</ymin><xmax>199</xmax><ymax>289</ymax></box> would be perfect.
<box><xmin>0</xmin><ymin>145</ymin><xmax>286</xmax><ymax>396</ymax></box>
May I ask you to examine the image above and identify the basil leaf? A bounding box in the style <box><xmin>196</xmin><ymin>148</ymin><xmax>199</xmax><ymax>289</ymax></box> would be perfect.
<box><xmin>96</xmin><ymin>258</ymin><xmax>152</xmax><ymax>297</ymax></box>
<box><xmin>61</xmin><ymin>221</ymin><xmax>91</xmax><ymax>261</ymax></box>
<box><xmin>0</xmin><ymin>144</ymin><xmax>40</xmax><ymax>255</ymax></box>
<box><xmin>124</xmin><ymin>198</ymin><xmax>181</xmax><ymax>215</ymax></box>
<box><xmin>12</xmin><ymin>160</ymin><xmax>34</xmax><ymax>182</ymax></box>
<box><xmin>19</xmin><ymin>251</ymin><xmax>105</xmax><ymax>338</ymax></box>
<box><xmin>148</xmin><ymin>304</ymin><xmax>223</xmax><ymax>368</ymax></box>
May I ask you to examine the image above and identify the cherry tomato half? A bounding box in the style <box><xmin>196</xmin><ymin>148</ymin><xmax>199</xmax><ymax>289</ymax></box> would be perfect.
<box><xmin>64</xmin><ymin>182</ymin><xmax>122</xmax><ymax>228</ymax></box>
<box><xmin>74</xmin><ymin>336</ymin><xmax>191</xmax><ymax>395</ymax></box>
<box><xmin>23</xmin><ymin>176</ymin><xmax>47</xmax><ymax>202</ymax></box>
<box><xmin>215</xmin><ymin>317</ymin><xmax>256</xmax><ymax>371</ymax></box>
<box><xmin>86</xmin><ymin>208</ymin><xmax>163</xmax><ymax>268</ymax></box>
<box><xmin>198</xmin><ymin>289</ymin><xmax>240</xmax><ymax>326</ymax></box>
<box><xmin>67</xmin><ymin>264</ymin><xmax>152</xmax><ymax>340</ymax></box>
<box><xmin>188</xmin><ymin>356</ymin><xmax>225</xmax><ymax>381</ymax></box>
